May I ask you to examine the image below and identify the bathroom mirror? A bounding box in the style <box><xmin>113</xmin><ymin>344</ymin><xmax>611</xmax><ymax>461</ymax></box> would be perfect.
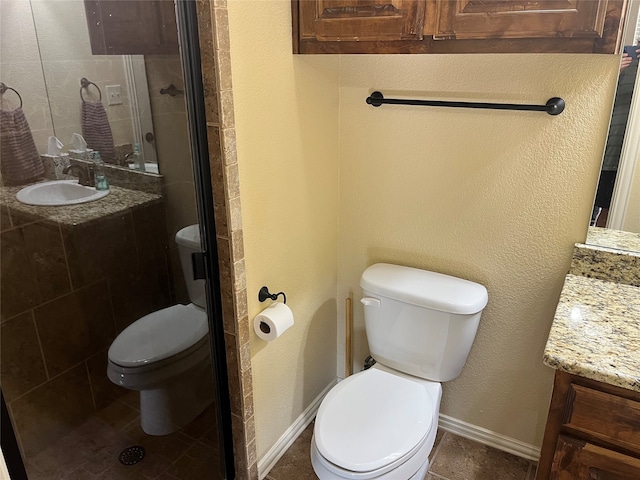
<box><xmin>11</xmin><ymin>0</ymin><xmax>187</xmax><ymax>177</ymax></box>
<box><xmin>588</xmin><ymin>0</ymin><xmax>640</xmax><ymax>252</ymax></box>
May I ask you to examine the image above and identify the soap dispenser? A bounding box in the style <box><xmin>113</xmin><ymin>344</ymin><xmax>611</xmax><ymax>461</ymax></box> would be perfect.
<box><xmin>133</xmin><ymin>143</ymin><xmax>145</xmax><ymax>172</ymax></box>
<box><xmin>92</xmin><ymin>151</ymin><xmax>109</xmax><ymax>190</ymax></box>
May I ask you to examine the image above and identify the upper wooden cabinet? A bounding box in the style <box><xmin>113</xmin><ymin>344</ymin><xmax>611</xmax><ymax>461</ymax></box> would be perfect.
<box><xmin>84</xmin><ymin>0</ymin><xmax>179</xmax><ymax>55</ymax></box>
<box><xmin>435</xmin><ymin>0</ymin><xmax>609</xmax><ymax>41</ymax></box>
<box><xmin>292</xmin><ymin>0</ymin><xmax>627</xmax><ymax>54</ymax></box>
<box><xmin>298</xmin><ymin>0</ymin><xmax>426</xmax><ymax>42</ymax></box>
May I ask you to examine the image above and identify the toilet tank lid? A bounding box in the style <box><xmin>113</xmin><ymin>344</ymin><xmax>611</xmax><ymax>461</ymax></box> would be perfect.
<box><xmin>175</xmin><ymin>224</ymin><xmax>201</xmax><ymax>249</ymax></box>
<box><xmin>360</xmin><ymin>263</ymin><xmax>488</xmax><ymax>314</ymax></box>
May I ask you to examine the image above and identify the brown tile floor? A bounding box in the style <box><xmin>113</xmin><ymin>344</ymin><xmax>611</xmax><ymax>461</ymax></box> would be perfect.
<box><xmin>266</xmin><ymin>422</ymin><xmax>538</xmax><ymax>480</ymax></box>
<box><xmin>22</xmin><ymin>392</ymin><xmax>221</xmax><ymax>479</ymax></box>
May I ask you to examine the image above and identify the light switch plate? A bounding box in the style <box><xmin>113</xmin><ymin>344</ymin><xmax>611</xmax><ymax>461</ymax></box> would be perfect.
<box><xmin>106</xmin><ymin>85</ymin><xmax>122</xmax><ymax>106</ymax></box>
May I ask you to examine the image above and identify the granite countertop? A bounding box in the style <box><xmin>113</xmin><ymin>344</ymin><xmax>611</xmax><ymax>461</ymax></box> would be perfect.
<box><xmin>586</xmin><ymin>226</ymin><xmax>640</xmax><ymax>252</ymax></box>
<box><xmin>544</xmin><ymin>235</ymin><xmax>640</xmax><ymax>392</ymax></box>
<box><xmin>0</xmin><ymin>183</ymin><xmax>161</xmax><ymax>227</ymax></box>
<box><xmin>571</xmin><ymin>232</ymin><xmax>640</xmax><ymax>288</ymax></box>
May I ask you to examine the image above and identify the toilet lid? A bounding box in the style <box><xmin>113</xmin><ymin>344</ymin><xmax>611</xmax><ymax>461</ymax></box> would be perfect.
<box><xmin>315</xmin><ymin>368</ymin><xmax>433</xmax><ymax>473</ymax></box>
<box><xmin>109</xmin><ymin>304</ymin><xmax>208</xmax><ymax>367</ymax></box>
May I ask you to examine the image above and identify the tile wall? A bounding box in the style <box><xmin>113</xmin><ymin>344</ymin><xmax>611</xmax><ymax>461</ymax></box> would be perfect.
<box><xmin>0</xmin><ymin>200</ymin><xmax>173</xmax><ymax>458</ymax></box>
<box><xmin>196</xmin><ymin>0</ymin><xmax>258</xmax><ymax>478</ymax></box>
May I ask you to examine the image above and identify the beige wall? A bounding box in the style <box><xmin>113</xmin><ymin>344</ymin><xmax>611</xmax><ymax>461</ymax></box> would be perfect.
<box><xmin>0</xmin><ymin>0</ymin><xmax>134</xmax><ymax>154</ymax></box>
<box><xmin>0</xmin><ymin>0</ymin><xmax>53</xmax><ymax>153</ymax></box>
<box><xmin>336</xmin><ymin>54</ymin><xmax>618</xmax><ymax>448</ymax></box>
<box><xmin>227</xmin><ymin>0</ymin><xmax>341</xmax><ymax>460</ymax></box>
<box><xmin>29</xmin><ymin>0</ymin><xmax>134</xmax><ymax>150</ymax></box>
<box><xmin>228</xmin><ymin>0</ymin><xmax>619</xmax><ymax>460</ymax></box>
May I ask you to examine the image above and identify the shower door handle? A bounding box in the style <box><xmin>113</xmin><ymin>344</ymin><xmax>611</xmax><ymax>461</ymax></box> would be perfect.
<box><xmin>192</xmin><ymin>252</ymin><xmax>208</xmax><ymax>280</ymax></box>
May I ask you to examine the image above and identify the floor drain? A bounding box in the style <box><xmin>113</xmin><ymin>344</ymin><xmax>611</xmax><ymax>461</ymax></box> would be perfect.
<box><xmin>119</xmin><ymin>445</ymin><xmax>146</xmax><ymax>466</ymax></box>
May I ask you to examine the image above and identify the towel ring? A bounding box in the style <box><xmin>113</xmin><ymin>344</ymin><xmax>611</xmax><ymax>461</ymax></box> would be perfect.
<box><xmin>80</xmin><ymin>77</ymin><xmax>102</xmax><ymax>102</ymax></box>
<box><xmin>0</xmin><ymin>82</ymin><xmax>23</xmax><ymax>109</ymax></box>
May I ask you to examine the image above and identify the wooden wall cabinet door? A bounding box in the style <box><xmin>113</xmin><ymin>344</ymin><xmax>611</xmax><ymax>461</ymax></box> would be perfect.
<box><xmin>551</xmin><ymin>436</ymin><xmax>640</xmax><ymax>479</ymax></box>
<box><xmin>84</xmin><ymin>0</ymin><xmax>178</xmax><ymax>55</ymax></box>
<box><xmin>292</xmin><ymin>0</ymin><xmax>626</xmax><ymax>53</ymax></box>
<box><xmin>297</xmin><ymin>0</ymin><xmax>427</xmax><ymax>43</ymax></box>
<box><xmin>434</xmin><ymin>0</ymin><xmax>610</xmax><ymax>41</ymax></box>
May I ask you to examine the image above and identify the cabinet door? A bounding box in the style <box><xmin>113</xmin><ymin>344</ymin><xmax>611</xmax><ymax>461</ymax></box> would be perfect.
<box><xmin>563</xmin><ymin>384</ymin><xmax>640</xmax><ymax>455</ymax></box>
<box><xmin>434</xmin><ymin>0</ymin><xmax>609</xmax><ymax>41</ymax></box>
<box><xmin>84</xmin><ymin>0</ymin><xmax>178</xmax><ymax>55</ymax></box>
<box><xmin>298</xmin><ymin>0</ymin><xmax>426</xmax><ymax>42</ymax></box>
<box><xmin>551</xmin><ymin>436</ymin><xmax>640</xmax><ymax>480</ymax></box>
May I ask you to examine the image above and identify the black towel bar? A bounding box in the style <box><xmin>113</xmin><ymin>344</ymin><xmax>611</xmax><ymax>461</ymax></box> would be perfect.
<box><xmin>366</xmin><ymin>91</ymin><xmax>565</xmax><ymax>116</ymax></box>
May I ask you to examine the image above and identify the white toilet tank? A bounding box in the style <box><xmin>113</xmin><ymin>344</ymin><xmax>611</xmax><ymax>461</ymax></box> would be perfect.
<box><xmin>175</xmin><ymin>225</ymin><xmax>206</xmax><ymax>308</ymax></box>
<box><xmin>360</xmin><ymin>263</ymin><xmax>488</xmax><ymax>382</ymax></box>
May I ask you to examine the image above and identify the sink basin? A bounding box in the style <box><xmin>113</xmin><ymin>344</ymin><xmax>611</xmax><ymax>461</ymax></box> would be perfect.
<box><xmin>16</xmin><ymin>180</ymin><xmax>110</xmax><ymax>206</ymax></box>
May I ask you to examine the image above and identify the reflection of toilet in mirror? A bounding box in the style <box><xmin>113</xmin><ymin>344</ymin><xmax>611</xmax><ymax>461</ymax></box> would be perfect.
<box><xmin>311</xmin><ymin>263</ymin><xmax>488</xmax><ymax>480</ymax></box>
<box><xmin>107</xmin><ymin>224</ymin><xmax>213</xmax><ymax>435</ymax></box>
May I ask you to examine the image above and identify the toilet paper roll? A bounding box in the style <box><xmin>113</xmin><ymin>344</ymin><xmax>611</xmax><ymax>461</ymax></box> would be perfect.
<box><xmin>254</xmin><ymin>302</ymin><xmax>294</xmax><ymax>341</ymax></box>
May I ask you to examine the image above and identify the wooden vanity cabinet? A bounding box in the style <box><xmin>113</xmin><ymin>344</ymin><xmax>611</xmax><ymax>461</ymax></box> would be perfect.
<box><xmin>537</xmin><ymin>370</ymin><xmax>640</xmax><ymax>479</ymax></box>
<box><xmin>551</xmin><ymin>436</ymin><xmax>640</xmax><ymax>479</ymax></box>
<box><xmin>293</xmin><ymin>0</ymin><xmax>626</xmax><ymax>54</ymax></box>
<box><xmin>84</xmin><ymin>0</ymin><xmax>178</xmax><ymax>55</ymax></box>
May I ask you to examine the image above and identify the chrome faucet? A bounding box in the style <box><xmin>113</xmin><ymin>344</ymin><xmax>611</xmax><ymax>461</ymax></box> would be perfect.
<box><xmin>63</xmin><ymin>164</ymin><xmax>95</xmax><ymax>187</ymax></box>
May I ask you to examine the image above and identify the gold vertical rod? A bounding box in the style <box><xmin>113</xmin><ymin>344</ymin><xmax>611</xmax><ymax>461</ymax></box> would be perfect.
<box><xmin>345</xmin><ymin>297</ymin><xmax>353</xmax><ymax>377</ymax></box>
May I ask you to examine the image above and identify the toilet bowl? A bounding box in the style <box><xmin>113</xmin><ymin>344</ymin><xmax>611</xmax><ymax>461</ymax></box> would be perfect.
<box><xmin>107</xmin><ymin>225</ymin><xmax>214</xmax><ymax>435</ymax></box>
<box><xmin>311</xmin><ymin>364</ymin><xmax>441</xmax><ymax>480</ymax></box>
<box><xmin>312</xmin><ymin>263</ymin><xmax>488</xmax><ymax>479</ymax></box>
<box><xmin>108</xmin><ymin>303</ymin><xmax>213</xmax><ymax>435</ymax></box>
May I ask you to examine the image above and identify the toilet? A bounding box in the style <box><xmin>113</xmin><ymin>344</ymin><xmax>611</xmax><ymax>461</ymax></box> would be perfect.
<box><xmin>107</xmin><ymin>224</ymin><xmax>214</xmax><ymax>435</ymax></box>
<box><xmin>311</xmin><ymin>263</ymin><xmax>488</xmax><ymax>480</ymax></box>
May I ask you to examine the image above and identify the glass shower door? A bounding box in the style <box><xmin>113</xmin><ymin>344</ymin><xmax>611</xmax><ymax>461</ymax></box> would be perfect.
<box><xmin>0</xmin><ymin>0</ymin><xmax>232</xmax><ymax>478</ymax></box>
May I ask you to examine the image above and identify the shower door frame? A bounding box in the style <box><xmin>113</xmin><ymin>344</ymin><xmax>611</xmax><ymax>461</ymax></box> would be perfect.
<box><xmin>176</xmin><ymin>0</ymin><xmax>236</xmax><ymax>478</ymax></box>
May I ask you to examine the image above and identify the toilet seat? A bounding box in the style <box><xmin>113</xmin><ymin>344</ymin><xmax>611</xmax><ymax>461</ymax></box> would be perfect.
<box><xmin>314</xmin><ymin>365</ymin><xmax>438</xmax><ymax>477</ymax></box>
<box><xmin>109</xmin><ymin>304</ymin><xmax>208</xmax><ymax>367</ymax></box>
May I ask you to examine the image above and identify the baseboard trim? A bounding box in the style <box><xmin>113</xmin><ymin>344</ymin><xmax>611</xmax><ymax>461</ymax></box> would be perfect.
<box><xmin>438</xmin><ymin>414</ymin><xmax>541</xmax><ymax>461</ymax></box>
<box><xmin>257</xmin><ymin>379</ymin><xmax>338</xmax><ymax>479</ymax></box>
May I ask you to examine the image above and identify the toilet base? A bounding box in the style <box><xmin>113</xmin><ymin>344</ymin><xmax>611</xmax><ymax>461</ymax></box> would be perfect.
<box><xmin>410</xmin><ymin>459</ymin><xmax>429</xmax><ymax>480</ymax></box>
<box><xmin>140</xmin><ymin>357</ymin><xmax>214</xmax><ymax>435</ymax></box>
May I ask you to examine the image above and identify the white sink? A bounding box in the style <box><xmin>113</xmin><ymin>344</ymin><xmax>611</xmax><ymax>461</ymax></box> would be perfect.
<box><xmin>16</xmin><ymin>180</ymin><xmax>110</xmax><ymax>206</ymax></box>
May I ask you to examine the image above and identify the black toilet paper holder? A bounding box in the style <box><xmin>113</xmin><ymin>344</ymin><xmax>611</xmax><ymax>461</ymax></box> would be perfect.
<box><xmin>258</xmin><ymin>286</ymin><xmax>287</xmax><ymax>304</ymax></box>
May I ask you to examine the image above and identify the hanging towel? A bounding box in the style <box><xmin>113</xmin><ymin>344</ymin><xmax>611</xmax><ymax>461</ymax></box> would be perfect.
<box><xmin>0</xmin><ymin>107</ymin><xmax>44</xmax><ymax>185</ymax></box>
<box><xmin>81</xmin><ymin>101</ymin><xmax>116</xmax><ymax>163</ymax></box>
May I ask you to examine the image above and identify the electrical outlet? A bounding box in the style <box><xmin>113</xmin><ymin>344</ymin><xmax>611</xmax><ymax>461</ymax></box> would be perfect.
<box><xmin>106</xmin><ymin>85</ymin><xmax>122</xmax><ymax>106</ymax></box>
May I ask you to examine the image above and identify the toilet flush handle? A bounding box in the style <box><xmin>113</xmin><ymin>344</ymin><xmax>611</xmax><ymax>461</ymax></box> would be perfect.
<box><xmin>361</xmin><ymin>297</ymin><xmax>381</xmax><ymax>308</ymax></box>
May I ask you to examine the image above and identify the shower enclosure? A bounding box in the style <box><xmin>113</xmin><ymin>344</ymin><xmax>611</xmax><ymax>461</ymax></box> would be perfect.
<box><xmin>0</xmin><ymin>0</ymin><xmax>233</xmax><ymax>478</ymax></box>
